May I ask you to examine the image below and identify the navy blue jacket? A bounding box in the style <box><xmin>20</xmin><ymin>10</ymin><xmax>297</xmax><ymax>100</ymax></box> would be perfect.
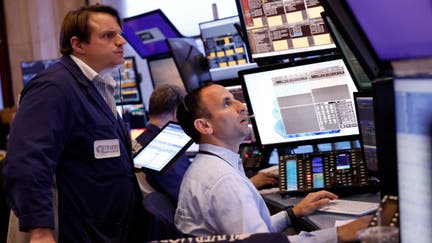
<box><xmin>135</xmin><ymin>123</ymin><xmax>191</xmax><ymax>205</ymax></box>
<box><xmin>3</xmin><ymin>56</ymin><xmax>143</xmax><ymax>242</ymax></box>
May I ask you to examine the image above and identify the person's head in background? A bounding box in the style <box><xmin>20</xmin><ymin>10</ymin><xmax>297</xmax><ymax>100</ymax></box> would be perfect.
<box><xmin>148</xmin><ymin>84</ymin><xmax>187</xmax><ymax>128</ymax></box>
<box><xmin>59</xmin><ymin>4</ymin><xmax>125</xmax><ymax>73</ymax></box>
<box><xmin>177</xmin><ymin>83</ymin><xmax>251</xmax><ymax>152</ymax></box>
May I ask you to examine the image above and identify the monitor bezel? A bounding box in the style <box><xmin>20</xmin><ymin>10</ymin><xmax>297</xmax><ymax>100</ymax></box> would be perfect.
<box><xmin>239</xmin><ymin>54</ymin><xmax>360</xmax><ymax>148</ymax></box>
<box><xmin>234</xmin><ymin>0</ymin><xmax>338</xmax><ymax>65</ymax></box>
<box><xmin>321</xmin><ymin>12</ymin><xmax>372</xmax><ymax>92</ymax></box>
<box><xmin>319</xmin><ymin>0</ymin><xmax>392</xmax><ymax>80</ymax></box>
<box><xmin>353</xmin><ymin>91</ymin><xmax>379</xmax><ymax>176</ymax></box>
<box><xmin>122</xmin><ymin>9</ymin><xmax>183</xmax><ymax>59</ymax></box>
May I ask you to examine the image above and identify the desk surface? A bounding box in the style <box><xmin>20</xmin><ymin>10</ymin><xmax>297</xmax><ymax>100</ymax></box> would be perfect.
<box><xmin>262</xmin><ymin>191</ymin><xmax>380</xmax><ymax>230</ymax></box>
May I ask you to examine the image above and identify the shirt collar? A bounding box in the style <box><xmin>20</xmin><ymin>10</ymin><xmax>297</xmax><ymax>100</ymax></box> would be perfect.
<box><xmin>199</xmin><ymin>143</ymin><xmax>242</xmax><ymax>171</ymax></box>
<box><xmin>70</xmin><ymin>54</ymin><xmax>116</xmax><ymax>87</ymax></box>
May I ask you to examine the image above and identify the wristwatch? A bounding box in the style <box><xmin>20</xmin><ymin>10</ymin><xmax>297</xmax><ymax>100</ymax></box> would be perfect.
<box><xmin>284</xmin><ymin>206</ymin><xmax>300</xmax><ymax>227</ymax></box>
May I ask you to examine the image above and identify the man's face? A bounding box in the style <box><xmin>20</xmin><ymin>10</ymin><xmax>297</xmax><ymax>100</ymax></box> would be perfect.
<box><xmin>200</xmin><ymin>84</ymin><xmax>251</xmax><ymax>145</ymax></box>
<box><xmin>80</xmin><ymin>12</ymin><xmax>125</xmax><ymax>72</ymax></box>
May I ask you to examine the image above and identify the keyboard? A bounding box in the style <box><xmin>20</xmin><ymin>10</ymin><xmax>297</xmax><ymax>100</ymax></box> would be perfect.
<box><xmin>317</xmin><ymin>199</ymin><xmax>379</xmax><ymax>216</ymax></box>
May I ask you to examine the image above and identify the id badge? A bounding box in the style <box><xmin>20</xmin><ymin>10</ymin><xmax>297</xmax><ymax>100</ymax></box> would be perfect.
<box><xmin>94</xmin><ymin>139</ymin><xmax>121</xmax><ymax>159</ymax></box>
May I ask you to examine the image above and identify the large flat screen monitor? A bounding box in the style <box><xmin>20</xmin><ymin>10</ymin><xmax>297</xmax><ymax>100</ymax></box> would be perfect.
<box><xmin>167</xmin><ymin>38</ymin><xmax>211</xmax><ymax>92</ymax></box>
<box><xmin>111</xmin><ymin>56</ymin><xmax>142</xmax><ymax>105</ymax></box>
<box><xmin>235</xmin><ymin>0</ymin><xmax>336</xmax><ymax>63</ymax></box>
<box><xmin>122</xmin><ymin>9</ymin><xmax>183</xmax><ymax>59</ymax></box>
<box><xmin>21</xmin><ymin>58</ymin><xmax>59</xmax><ymax>86</ymax></box>
<box><xmin>319</xmin><ymin>0</ymin><xmax>392</xmax><ymax>80</ymax></box>
<box><xmin>346</xmin><ymin>0</ymin><xmax>432</xmax><ymax>61</ymax></box>
<box><xmin>394</xmin><ymin>76</ymin><xmax>432</xmax><ymax>242</ymax></box>
<box><xmin>240</xmin><ymin>55</ymin><xmax>359</xmax><ymax>147</ymax></box>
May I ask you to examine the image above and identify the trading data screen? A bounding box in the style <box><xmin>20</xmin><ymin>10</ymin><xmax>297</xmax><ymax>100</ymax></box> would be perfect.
<box><xmin>236</xmin><ymin>0</ymin><xmax>336</xmax><ymax>61</ymax></box>
<box><xmin>394</xmin><ymin>77</ymin><xmax>432</xmax><ymax>242</ymax></box>
<box><xmin>241</xmin><ymin>56</ymin><xmax>359</xmax><ymax>146</ymax></box>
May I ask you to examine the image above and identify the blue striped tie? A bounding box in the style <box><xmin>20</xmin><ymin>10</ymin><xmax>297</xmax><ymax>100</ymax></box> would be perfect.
<box><xmin>93</xmin><ymin>75</ymin><xmax>117</xmax><ymax>119</ymax></box>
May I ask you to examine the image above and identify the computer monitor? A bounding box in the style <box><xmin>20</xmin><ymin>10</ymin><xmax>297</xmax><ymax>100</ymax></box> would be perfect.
<box><xmin>147</xmin><ymin>57</ymin><xmax>185</xmax><ymax>91</ymax></box>
<box><xmin>21</xmin><ymin>58</ymin><xmax>59</xmax><ymax>86</ymax></box>
<box><xmin>321</xmin><ymin>12</ymin><xmax>371</xmax><ymax>91</ymax></box>
<box><xmin>199</xmin><ymin>15</ymin><xmax>258</xmax><ymax>82</ymax></box>
<box><xmin>122</xmin><ymin>9</ymin><xmax>183</xmax><ymax>59</ymax></box>
<box><xmin>199</xmin><ymin>16</ymin><xmax>249</xmax><ymax>69</ymax></box>
<box><xmin>111</xmin><ymin>56</ymin><xmax>142</xmax><ymax>105</ymax></box>
<box><xmin>353</xmin><ymin>92</ymin><xmax>378</xmax><ymax>175</ymax></box>
<box><xmin>394</xmin><ymin>76</ymin><xmax>432</xmax><ymax>242</ymax></box>
<box><xmin>167</xmin><ymin>38</ymin><xmax>211</xmax><ymax>92</ymax></box>
<box><xmin>346</xmin><ymin>0</ymin><xmax>432</xmax><ymax>61</ymax></box>
<box><xmin>319</xmin><ymin>0</ymin><xmax>392</xmax><ymax>80</ymax></box>
<box><xmin>240</xmin><ymin>55</ymin><xmax>359</xmax><ymax>147</ymax></box>
<box><xmin>235</xmin><ymin>0</ymin><xmax>336</xmax><ymax>63</ymax></box>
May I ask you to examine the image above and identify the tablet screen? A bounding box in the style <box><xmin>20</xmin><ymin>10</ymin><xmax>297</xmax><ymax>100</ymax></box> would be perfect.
<box><xmin>133</xmin><ymin>121</ymin><xmax>193</xmax><ymax>173</ymax></box>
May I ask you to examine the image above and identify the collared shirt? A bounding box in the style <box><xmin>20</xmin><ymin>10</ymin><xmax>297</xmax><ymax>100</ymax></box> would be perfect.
<box><xmin>69</xmin><ymin>55</ymin><xmax>116</xmax><ymax>88</ymax></box>
<box><xmin>174</xmin><ymin>143</ymin><xmax>337</xmax><ymax>242</ymax></box>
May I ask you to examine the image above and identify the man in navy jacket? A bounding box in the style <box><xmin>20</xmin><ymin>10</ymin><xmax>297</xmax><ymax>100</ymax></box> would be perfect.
<box><xmin>3</xmin><ymin>5</ymin><xmax>143</xmax><ymax>243</ymax></box>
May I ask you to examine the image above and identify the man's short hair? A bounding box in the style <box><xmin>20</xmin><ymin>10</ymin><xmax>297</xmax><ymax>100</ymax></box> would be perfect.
<box><xmin>176</xmin><ymin>83</ymin><xmax>214</xmax><ymax>143</ymax></box>
<box><xmin>59</xmin><ymin>4</ymin><xmax>121</xmax><ymax>55</ymax></box>
<box><xmin>148</xmin><ymin>84</ymin><xmax>187</xmax><ymax>117</ymax></box>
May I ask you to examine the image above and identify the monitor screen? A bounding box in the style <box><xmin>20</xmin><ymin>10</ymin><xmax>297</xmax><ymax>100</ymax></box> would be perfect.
<box><xmin>147</xmin><ymin>57</ymin><xmax>185</xmax><ymax>91</ymax></box>
<box><xmin>133</xmin><ymin>121</ymin><xmax>193</xmax><ymax>174</ymax></box>
<box><xmin>353</xmin><ymin>92</ymin><xmax>378</xmax><ymax>174</ymax></box>
<box><xmin>240</xmin><ymin>55</ymin><xmax>359</xmax><ymax>147</ymax></box>
<box><xmin>199</xmin><ymin>15</ymin><xmax>249</xmax><ymax>69</ymax></box>
<box><xmin>346</xmin><ymin>0</ymin><xmax>432</xmax><ymax>61</ymax></box>
<box><xmin>167</xmin><ymin>38</ymin><xmax>210</xmax><ymax>92</ymax></box>
<box><xmin>321</xmin><ymin>12</ymin><xmax>371</xmax><ymax>91</ymax></box>
<box><xmin>122</xmin><ymin>9</ymin><xmax>183</xmax><ymax>59</ymax></box>
<box><xmin>111</xmin><ymin>56</ymin><xmax>142</xmax><ymax>105</ymax></box>
<box><xmin>319</xmin><ymin>0</ymin><xmax>392</xmax><ymax>80</ymax></box>
<box><xmin>21</xmin><ymin>58</ymin><xmax>59</xmax><ymax>86</ymax></box>
<box><xmin>235</xmin><ymin>0</ymin><xmax>336</xmax><ymax>63</ymax></box>
<box><xmin>394</xmin><ymin>77</ymin><xmax>432</xmax><ymax>242</ymax></box>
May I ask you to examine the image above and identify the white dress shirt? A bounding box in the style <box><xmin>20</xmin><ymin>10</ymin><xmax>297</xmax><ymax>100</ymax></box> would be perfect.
<box><xmin>174</xmin><ymin>143</ymin><xmax>337</xmax><ymax>242</ymax></box>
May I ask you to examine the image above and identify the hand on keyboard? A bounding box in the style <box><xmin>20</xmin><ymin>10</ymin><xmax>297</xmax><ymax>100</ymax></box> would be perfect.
<box><xmin>293</xmin><ymin>190</ymin><xmax>339</xmax><ymax>217</ymax></box>
<box><xmin>317</xmin><ymin>199</ymin><xmax>379</xmax><ymax>216</ymax></box>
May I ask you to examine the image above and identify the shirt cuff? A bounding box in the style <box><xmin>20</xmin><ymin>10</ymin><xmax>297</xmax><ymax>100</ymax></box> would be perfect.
<box><xmin>287</xmin><ymin>227</ymin><xmax>337</xmax><ymax>243</ymax></box>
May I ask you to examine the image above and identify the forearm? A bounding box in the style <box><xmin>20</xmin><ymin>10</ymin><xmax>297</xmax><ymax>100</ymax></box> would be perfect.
<box><xmin>30</xmin><ymin>228</ymin><xmax>56</xmax><ymax>243</ymax></box>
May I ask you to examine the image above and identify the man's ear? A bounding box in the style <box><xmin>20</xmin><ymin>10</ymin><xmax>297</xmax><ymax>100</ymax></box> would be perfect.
<box><xmin>194</xmin><ymin>118</ymin><xmax>213</xmax><ymax>135</ymax></box>
<box><xmin>71</xmin><ymin>36</ymin><xmax>85</xmax><ymax>55</ymax></box>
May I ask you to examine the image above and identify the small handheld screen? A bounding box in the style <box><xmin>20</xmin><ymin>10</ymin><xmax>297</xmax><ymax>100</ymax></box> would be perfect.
<box><xmin>133</xmin><ymin>121</ymin><xmax>193</xmax><ymax>174</ymax></box>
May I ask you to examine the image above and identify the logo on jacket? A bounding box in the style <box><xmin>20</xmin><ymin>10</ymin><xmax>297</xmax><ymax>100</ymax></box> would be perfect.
<box><xmin>94</xmin><ymin>139</ymin><xmax>121</xmax><ymax>159</ymax></box>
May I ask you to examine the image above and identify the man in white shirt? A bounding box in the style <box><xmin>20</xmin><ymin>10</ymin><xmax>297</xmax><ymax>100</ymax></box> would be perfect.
<box><xmin>174</xmin><ymin>83</ymin><xmax>371</xmax><ymax>242</ymax></box>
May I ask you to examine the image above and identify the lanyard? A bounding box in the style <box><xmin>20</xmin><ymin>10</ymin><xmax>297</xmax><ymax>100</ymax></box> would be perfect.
<box><xmin>198</xmin><ymin>150</ymin><xmax>241</xmax><ymax>171</ymax></box>
<box><xmin>198</xmin><ymin>150</ymin><xmax>227</xmax><ymax>163</ymax></box>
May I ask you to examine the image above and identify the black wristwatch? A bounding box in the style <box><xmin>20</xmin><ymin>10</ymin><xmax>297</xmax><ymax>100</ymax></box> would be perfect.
<box><xmin>285</xmin><ymin>206</ymin><xmax>300</xmax><ymax>227</ymax></box>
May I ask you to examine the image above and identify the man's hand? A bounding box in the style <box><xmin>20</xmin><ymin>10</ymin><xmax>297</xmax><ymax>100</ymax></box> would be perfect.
<box><xmin>250</xmin><ymin>172</ymin><xmax>278</xmax><ymax>189</ymax></box>
<box><xmin>337</xmin><ymin>215</ymin><xmax>373</xmax><ymax>242</ymax></box>
<box><xmin>30</xmin><ymin>228</ymin><xmax>56</xmax><ymax>243</ymax></box>
<box><xmin>292</xmin><ymin>190</ymin><xmax>338</xmax><ymax>217</ymax></box>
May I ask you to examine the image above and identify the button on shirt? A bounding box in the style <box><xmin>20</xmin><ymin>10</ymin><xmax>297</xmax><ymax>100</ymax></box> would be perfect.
<box><xmin>174</xmin><ymin>143</ymin><xmax>337</xmax><ymax>242</ymax></box>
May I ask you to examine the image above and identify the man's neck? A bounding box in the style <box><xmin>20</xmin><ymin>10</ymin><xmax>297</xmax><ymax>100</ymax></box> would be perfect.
<box><xmin>200</xmin><ymin>137</ymin><xmax>240</xmax><ymax>154</ymax></box>
<box><xmin>149</xmin><ymin>116</ymin><xmax>171</xmax><ymax>129</ymax></box>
